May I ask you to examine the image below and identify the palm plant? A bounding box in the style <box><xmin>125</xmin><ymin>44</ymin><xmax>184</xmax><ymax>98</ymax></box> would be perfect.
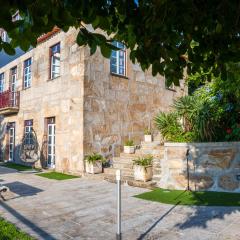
<box><xmin>154</xmin><ymin>112</ymin><xmax>184</xmax><ymax>142</ymax></box>
<box><xmin>172</xmin><ymin>95</ymin><xmax>197</xmax><ymax>131</ymax></box>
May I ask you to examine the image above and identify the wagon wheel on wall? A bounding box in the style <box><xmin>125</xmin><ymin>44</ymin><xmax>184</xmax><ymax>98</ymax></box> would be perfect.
<box><xmin>19</xmin><ymin>129</ymin><xmax>40</xmax><ymax>166</ymax></box>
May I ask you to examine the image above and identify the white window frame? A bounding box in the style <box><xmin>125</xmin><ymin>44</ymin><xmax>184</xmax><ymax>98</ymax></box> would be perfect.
<box><xmin>110</xmin><ymin>41</ymin><xmax>126</xmax><ymax>76</ymax></box>
<box><xmin>50</xmin><ymin>43</ymin><xmax>60</xmax><ymax>79</ymax></box>
<box><xmin>47</xmin><ymin>119</ymin><xmax>56</xmax><ymax>168</ymax></box>
<box><xmin>23</xmin><ymin>58</ymin><xmax>32</xmax><ymax>89</ymax></box>
<box><xmin>1</xmin><ymin>31</ymin><xmax>7</xmax><ymax>42</ymax></box>
<box><xmin>24</xmin><ymin>120</ymin><xmax>33</xmax><ymax>145</ymax></box>
<box><xmin>0</xmin><ymin>73</ymin><xmax>4</xmax><ymax>93</ymax></box>
<box><xmin>10</xmin><ymin>67</ymin><xmax>17</xmax><ymax>92</ymax></box>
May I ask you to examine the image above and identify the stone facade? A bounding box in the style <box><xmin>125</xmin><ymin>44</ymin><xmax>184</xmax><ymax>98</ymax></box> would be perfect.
<box><xmin>0</xmin><ymin>28</ymin><xmax>185</xmax><ymax>174</ymax></box>
<box><xmin>159</xmin><ymin>142</ymin><xmax>240</xmax><ymax>192</ymax></box>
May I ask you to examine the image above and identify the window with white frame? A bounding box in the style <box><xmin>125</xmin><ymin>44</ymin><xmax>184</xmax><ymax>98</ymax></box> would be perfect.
<box><xmin>0</xmin><ymin>73</ymin><xmax>4</xmax><ymax>93</ymax></box>
<box><xmin>50</xmin><ymin>43</ymin><xmax>60</xmax><ymax>79</ymax></box>
<box><xmin>24</xmin><ymin>120</ymin><xmax>33</xmax><ymax>145</ymax></box>
<box><xmin>10</xmin><ymin>67</ymin><xmax>17</xmax><ymax>92</ymax></box>
<box><xmin>110</xmin><ymin>41</ymin><xmax>126</xmax><ymax>76</ymax></box>
<box><xmin>23</xmin><ymin>58</ymin><xmax>32</xmax><ymax>89</ymax></box>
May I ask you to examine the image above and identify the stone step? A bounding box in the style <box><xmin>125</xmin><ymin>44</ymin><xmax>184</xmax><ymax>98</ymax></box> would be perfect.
<box><xmin>153</xmin><ymin>169</ymin><xmax>161</xmax><ymax>175</ymax></box>
<box><xmin>104</xmin><ymin>174</ymin><xmax>157</xmax><ymax>190</ymax></box>
<box><xmin>135</xmin><ymin>149</ymin><xmax>164</xmax><ymax>156</ymax></box>
<box><xmin>113</xmin><ymin>157</ymin><xmax>134</xmax><ymax>164</ymax></box>
<box><xmin>104</xmin><ymin>167</ymin><xmax>134</xmax><ymax>177</ymax></box>
<box><xmin>119</xmin><ymin>152</ymin><xmax>149</xmax><ymax>159</ymax></box>
<box><xmin>112</xmin><ymin>162</ymin><xmax>133</xmax><ymax>170</ymax></box>
<box><xmin>152</xmin><ymin>162</ymin><xmax>161</xmax><ymax>168</ymax></box>
<box><xmin>141</xmin><ymin>141</ymin><xmax>161</xmax><ymax>147</ymax></box>
<box><xmin>104</xmin><ymin>174</ymin><xmax>134</xmax><ymax>182</ymax></box>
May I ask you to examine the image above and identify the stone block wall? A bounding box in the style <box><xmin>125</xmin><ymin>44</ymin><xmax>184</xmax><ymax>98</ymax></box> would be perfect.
<box><xmin>159</xmin><ymin>142</ymin><xmax>240</xmax><ymax>192</ymax></box>
<box><xmin>1</xmin><ymin>28</ymin><xmax>85</xmax><ymax>174</ymax></box>
<box><xmin>83</xmin><ymin>48</ymin><xmax>186</xmax><ymax>160</ymax></box>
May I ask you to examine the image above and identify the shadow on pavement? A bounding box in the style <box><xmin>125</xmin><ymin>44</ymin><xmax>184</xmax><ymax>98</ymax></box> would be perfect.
<box><xmin>0</xmin><ymin>166</ymin><xmax>18</xmax><ymax>174</ymax></box>
<box><xmin>175</xmin><ymin>206</ymin><xmax>240</xmax><ymax>230</ymax></box>
<box><xmin>0</xmin><ymin>201</ymin><xmax>57</xmax><ymax>240</ymax></box>
<box><xmin>4</xmin><ymin>181</ymin><xmax>43</xmax><ymax>197</ymax></box>
<box><xmin>137</xmin><ymin>202</ymin><xmax>180</xmax><ymax>240</ymax></box>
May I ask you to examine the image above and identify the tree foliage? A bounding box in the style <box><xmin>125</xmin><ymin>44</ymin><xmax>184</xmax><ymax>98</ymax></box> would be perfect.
<box><xmin>1</xmin><ymin>1</ymin><xmax>240</xmax><ymax>85</ymax></box>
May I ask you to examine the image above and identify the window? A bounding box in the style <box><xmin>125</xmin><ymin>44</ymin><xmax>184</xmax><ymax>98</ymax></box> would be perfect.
<box><xmin>10</xmin><ymin>67</ymin><xmax>17</xmax><ymax>92</ymax></box>
<box><xmin>46</xmin><ymin>117</ymin><xmax>55</xmax><ymax>168</ymax></box>
<box><xmin>24</xmin><ymin>120</ymin><xmax>33</xmax><ymax>145</ymax></box>
<box><xmin>12</xmin><ymin>12</ymin><xmax>21</xmax><ymax>22</ymax></box>
<box><xmin>1</xmin><ymin>31</ymin><xmax>8</xmax><ymax>42</ymax></box>
<box><xmin>0</xmin><ymin>73</ymin><xmax>4</xmax><ymax>93</ymax></box>
<box><xmin>23</xmin><ymin>58</ymin><xmax>32</xmax><ymax>89</ymax></box>
<box><xmin>50</xmin><ymin>43</ymin><xmax>60</xmax><ymax>79</ymax></box>
<box><xmin>165</xmin><ymin>80</ymin><xmax>176</xmax><ymax>91</ymax></box>
<box><xmin>110</xmin><ymin>41</ymin><xmax>126</xmax><ymax>76</ymax></box>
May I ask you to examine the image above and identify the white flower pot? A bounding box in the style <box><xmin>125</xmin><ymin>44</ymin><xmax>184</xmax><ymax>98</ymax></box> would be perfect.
<box><xmin>144</xmin><ymin>135</ymin><xmax>152</xmax><ymax>142</ymax></box>
<box><xmin>124</xmin><ymin>146</ymin><xmax>135</xmax><ymax>154</ymax></box>
<box><xmin>85</xmin><ymin>160</ymin><xmax>102</xmax><ymax>174</ymax></box>
<box><xmin>134</xmin><ymin>165</ymin><xmax>153</xmax><ymax>182</ymax></box>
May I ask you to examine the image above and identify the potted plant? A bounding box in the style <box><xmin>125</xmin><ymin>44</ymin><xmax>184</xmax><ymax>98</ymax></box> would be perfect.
<box><xmin>133</xmin><ymin>155</ymin><xmax>153</xmax><ymax>182</ymax></box>
<box><xmin>124</xmin><ymin>140</ymin><xmax>135</xmax><ymax>154</ymax></box>
<box><xmin>85</xmin><ymin>153</ymin><xmax>106</xmax><ymax>174</ymax></box>
<box><xmin>144</xmin><ymin>128</ymin><xmax>152</xmax><ymax>142</ymax></box>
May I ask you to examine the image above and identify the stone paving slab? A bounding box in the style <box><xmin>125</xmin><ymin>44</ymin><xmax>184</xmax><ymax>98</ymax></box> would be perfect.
<box><xmin>0</xmin><ymin>166</ymin><xmax>240</xmax><ymax>240</ymax></box>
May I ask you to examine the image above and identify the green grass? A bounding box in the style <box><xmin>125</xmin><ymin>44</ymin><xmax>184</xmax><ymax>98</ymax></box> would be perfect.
<box><xmin>1</xmin><ymin>162</ymin><xmax>34</xmax><ymax>171</ymax></box>
<box><xmin>36</xmin><ymin>172</ymin><xmax>79</xmax><ymax>180</ymax></box>
<box><xmin>0</xmin><ymin>217</ymin><xmax>33</xmax><ymax>240</ymax></box>
<box><xmin>135</xmin><ymin>188</ymin><xmax>240</xmax><ymax>206</ymax></box>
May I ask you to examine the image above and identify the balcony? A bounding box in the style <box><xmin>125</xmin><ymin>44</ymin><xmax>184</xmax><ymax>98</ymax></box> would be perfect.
<box><xmin>0</xmin><ymin>90</ymin><xmax>20</xmax><ymax>115</ymax></box>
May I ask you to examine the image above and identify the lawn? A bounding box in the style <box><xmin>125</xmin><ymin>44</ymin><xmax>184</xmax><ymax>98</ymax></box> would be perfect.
<box><xmin>36</xmin><ymin>172</ymin><xmax>79</xmax><ymax>180</ymax></box>
<box><xmin>1</xmin><ymin>162</ymin><xmax>34</xmax><ymax>171</ymax></box>
<box><xmin>135</xmin><ymin>188</ymin><xmax>240</xmax><ymax>206</ymax></box>
<box><xmin>0</xmin><ymin>217</ymin><xmax>33</xmax><ymax>240</ymax></box>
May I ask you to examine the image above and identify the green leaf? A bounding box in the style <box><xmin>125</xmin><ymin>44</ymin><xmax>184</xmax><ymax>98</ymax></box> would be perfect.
<box><xmin>90</xmin><ymin>43</ymin><xmax>97</xmax><ymax>55</ymax></box>
<box><xmin>2</xmin><ymin>43</ymin><xmax>15</xmax><ymax>55</ymax></box>
<box><xmin>76</xmin><ymin>31</ymin><xmax>87</xmax><ymax>46</ymax></box>
<box><xmin>100</xmin><ymin>43</ymin><xmax>112</xmax><ymax>58</ymax></box>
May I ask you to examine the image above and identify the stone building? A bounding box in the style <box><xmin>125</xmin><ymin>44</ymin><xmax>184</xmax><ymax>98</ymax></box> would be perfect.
<box><xmin>0</xmin><ymin>27</ymin><xmax>185</xmax><ymax>174</ymax></box>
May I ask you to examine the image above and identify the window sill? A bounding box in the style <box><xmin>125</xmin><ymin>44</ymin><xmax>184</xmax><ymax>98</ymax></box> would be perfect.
<box><xmin>110</xmin><ymin>72</ymin><xmax>128</xmax><ymax>79</ymax></box>
<box><xmin>165</xmin><ymin>87</ymin><xmax>177</xmax><ymax>92</ymax></box>
<box><xmin>22</xmin><ymin>86</ymin><xmax>31</xmax><ymax>91</ymax></box>
<box><xmin>47</xmin><ymin>76</ymin><xmax>60</xmax><ymax>81</ymax></box>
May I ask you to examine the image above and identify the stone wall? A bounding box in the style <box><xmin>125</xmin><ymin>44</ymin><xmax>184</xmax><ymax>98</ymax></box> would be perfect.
<box><xmin>159</xmin><ymin>142</ymin><xmax>240</xmax><ymax>192</ymax></box>
<box><xmin>83</xmin><ymin>49</ymin><xmax>186</xmax><ymax>160</ymax></box>
<box><xmin>0</xmin><ymin>27</ymin><xmax>186</xmax><ymax>174</ymax></box>
<box><xmin>1</xmin><ymin>28</ymin><xmax>85</xmax><ymax>174</ymax></box>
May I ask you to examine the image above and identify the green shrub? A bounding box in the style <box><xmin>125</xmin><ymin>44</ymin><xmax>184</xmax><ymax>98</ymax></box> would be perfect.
<box><xmin>84</xmin><ymin>153</ymin><xmax>105</xmax><ymax>164</ymax></box>
<box><xmin>144</xmin><ymin>128</ymin><xmax>152</xmax><ymax>135</ymax></box>
<box><xmin>133</xmin><ymin>155</ymin><xmax>153</xmax><ymax>166</ymax></box>
<box><xmin>124</xmin><ymin>139</ymin><xmax>134</xmax><ymax>146</ymax></box>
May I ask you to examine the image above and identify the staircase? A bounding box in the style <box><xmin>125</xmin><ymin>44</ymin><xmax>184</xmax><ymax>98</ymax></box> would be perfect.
<box><xmin>103</xmin><ymin>140</ymin><xmax>164</xmax><ymax>188</ymax></box>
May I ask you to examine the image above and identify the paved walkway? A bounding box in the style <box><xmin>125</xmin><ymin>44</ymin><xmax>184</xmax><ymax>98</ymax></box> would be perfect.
<box><xmin>0</xmin><ymin>166</ymin><xmax>240</xmax><ymax>240</ymax></box>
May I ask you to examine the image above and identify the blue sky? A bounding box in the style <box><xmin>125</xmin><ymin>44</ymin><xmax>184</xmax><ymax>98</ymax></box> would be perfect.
<box><xmin>0</xmin><ymin>48</ymin><xmax>26</xmax><ymax>68</ymax></box>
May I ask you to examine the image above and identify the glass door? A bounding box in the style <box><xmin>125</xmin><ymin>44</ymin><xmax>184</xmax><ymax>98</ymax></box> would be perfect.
<box><xmin>8</xmin><ymin>123</ymin><xmax>15</xmax><ymax>161</ymax></box>
<box><xmin>47</xmin><ymin>118</ymin><xmax>55</xmax><ymax>168</ymax></box>
<box><xmin>10</xmin><ymin>67</ymin><xmax>17</xmax><ymax>106</ymax></box>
